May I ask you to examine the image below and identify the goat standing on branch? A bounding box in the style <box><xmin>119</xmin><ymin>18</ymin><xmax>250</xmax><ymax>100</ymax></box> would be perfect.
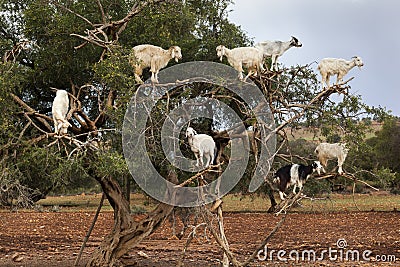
<box><xmin>273</xmin><ymin>161</ymin><xmax>323</xmax><ymax>200</ymax></box>
<box><xmin>315</xmin><ymin>142</ymin><xmax>349</xmax><ymax>174</ymax></box>
<box><xmin>52</xmin><ymin>90</ymin><xmax>71</xmax><ymax>135</ymax></box>
<box><xmin>318</xmin><ymin>56</ymin><xmax>364</xmax><ymax>89</ymax></box>
<box><xmin>216</xmin><ymin>45</ymin><xmax>264</xmax><ymax>81</ymax></box>
<box><xmin>129</xmin><ymin>44</ymin><xmax>182</xmax><ymax>84</ymax></box>
<box><xmin>255</xmin><ymin>36</ymin><xmax>302</xmax><ymax>72</ymax></box>
<box><xmin>186</xmin><ymin>127</ymin><xmax>216</xmax><ymax>168</ymax></box>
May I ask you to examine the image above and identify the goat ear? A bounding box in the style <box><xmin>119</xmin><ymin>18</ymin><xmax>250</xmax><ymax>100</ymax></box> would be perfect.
<box><xmin>171</xmin><ymin>49</ymin><xmax>175</xmax><ymax>59</ymax></box>
<box><xmin>218</xmin><ymin>46</ymin><xmax>224</xmax><ymax>61</ymax></box>
<box><xmin>291</xmin><ymin>36</ymin><xmax>299</xmax><ymax>44</ymax></box>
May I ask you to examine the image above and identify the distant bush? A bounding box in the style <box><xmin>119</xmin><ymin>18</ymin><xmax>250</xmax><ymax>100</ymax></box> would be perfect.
<box><xmin>303</xmin><ymin>178</ymin><xmax>331</xmax><ymax>196</ymax></box>
<box><xmin>374</xmin><ymin>167</ymin><xmax>397</xmax><ymax>191</ymax></box>
<box><xmin>390</xmin><ymin>174</ymin><xmax>400</xmax><ymax>195</ymax></box>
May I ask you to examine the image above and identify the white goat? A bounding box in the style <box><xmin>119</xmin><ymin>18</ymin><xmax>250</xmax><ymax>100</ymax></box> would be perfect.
<box><xmin>216</xmin><ymin>45</ymin><xmax>264</xmax><ymax>81</ymax></box>
<box><xmin>52</xmin><ymin>90</ymin><xmax>71</xmax><ymax>135</ymax></box>
<box><xmin>255</xmin><ymin>36</ymin><xmax>302</xmax><ymax>71</ymax></box>
<box><xmin>317</xmin><ymin>56</ymin><xmax>364</xmax><ymax>89</ymax></box>
<box><xmin>185</xmin><ymin>127</ymin><xmax>216</xmax><ymax>168</ymax></box>
<box><xmin>129</xmin><ymin>44</ymin><xmax>182</xmax><ymax>84</ymax></box>
<box><xmin>314</xmin><ymin>142</ymin><xmax>349</xmax><ymax>174</ymax></box>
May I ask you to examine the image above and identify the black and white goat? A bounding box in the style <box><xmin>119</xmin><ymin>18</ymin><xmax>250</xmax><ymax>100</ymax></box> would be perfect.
<box><xmin>273</xmin><ymin>161</ymin><xmax>323</xmax><ymax>200</ymax></box>
<box><xmin>255</xmin><ymin>36</ymin><xmax>302</xmax><ymax>71</ymax></box>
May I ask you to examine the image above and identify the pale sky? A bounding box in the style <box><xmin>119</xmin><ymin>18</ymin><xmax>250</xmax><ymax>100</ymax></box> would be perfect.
<box><xmin>228</xmin><ymin>0</ymin><xmax>400</xmax><ymax>116</ymax></box>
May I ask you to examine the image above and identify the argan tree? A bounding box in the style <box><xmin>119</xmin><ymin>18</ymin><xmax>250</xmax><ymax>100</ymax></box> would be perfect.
<box><xmin>0</xmin><ymin>0</ymin><xmax>390</xmax><ymax>266</ymax></box>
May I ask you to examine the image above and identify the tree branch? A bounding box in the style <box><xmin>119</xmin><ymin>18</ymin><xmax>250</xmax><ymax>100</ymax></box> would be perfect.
<box><xmin>11</xmin><ymin>93</ymin><xmax>53</xmax><ymax>132</ymax></box>
<box><xmin>64</xmin><ymin>0</ymin><xmax>175</xmax><ymax>58</ymax></box>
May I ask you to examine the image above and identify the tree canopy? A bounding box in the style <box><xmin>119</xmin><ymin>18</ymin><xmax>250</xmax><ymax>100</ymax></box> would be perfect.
<box><xmin>1</xmin><ymin>0</ymin><xmax>398</xmax><ymax>265</ymax></box>
<box><xmin>0</xmin><ymin>0</ymin><xmax>251</xmax><ymax>202</ymax></box>
<box><xmin>1</xmin><ymin>0</ymin><xmax>396</xmax><ymax>206</ymax></box>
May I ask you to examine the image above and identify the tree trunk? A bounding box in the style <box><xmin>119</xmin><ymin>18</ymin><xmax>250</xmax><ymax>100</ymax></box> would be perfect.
<box><xmin>265</xmin><ymin>180</ymin><xmax>277</xmax><ymax>213</ymax></box>
<box><xmin>123</xmin><ymin>175</ymin><xmax>131</xmax><ymax>211</ymax></box>
<box><xmin>86</xmin><ymin>171</ymin><xmax>178</xmax><ymax>267</ymax></box>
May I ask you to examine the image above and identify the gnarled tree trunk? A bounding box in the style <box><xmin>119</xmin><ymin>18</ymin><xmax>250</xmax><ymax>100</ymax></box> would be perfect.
<box><xmin>87</xmin><ymin>171</ymin><xmax>178</xmax><ymax>267</ymax></box>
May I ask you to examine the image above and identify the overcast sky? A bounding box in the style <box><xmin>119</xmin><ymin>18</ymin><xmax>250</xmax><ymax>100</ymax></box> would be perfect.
<box><xmin>228</xmin><ymin>0</ymin><xmax>400</xmax><ymax>116</ymax></box>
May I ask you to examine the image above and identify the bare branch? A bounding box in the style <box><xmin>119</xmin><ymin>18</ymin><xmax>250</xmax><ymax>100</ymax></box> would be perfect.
<box><xmin>315</xmin><ymin>171</ymin><xmax>379</xmax><ymax>191</ymax></box>
<box><xmin>50</xmin><ymin>0</ymin><xmax>95</xmax><ymax>27</ymax></box>
<box><xmin>96</xmin><ymin>0</ymin><xmax>107</xmax><ymax>24</ymax></box>
<box><xmin>199</xmin><ymin>205</ymin><xmax>242</xmax><ymax>267</ymax></box>
<box><xmin>3</xmin><ymin>40</ymin><xmax>31</xmax><ymax>63</ymax></box>
<box><xmin>64</xmin><ymin>0</ymin><xmax>174</xmax><ymax>58</ymax></box>
<box><xmin>174</xmin><ymin>163</ymin><xmax>223</xmax><ymax>188</ymax></box>
<box><xmin>11</xmin><ymin>93</ymin><xmax>53</xmax><ymax>132</ymax></box>
<box><xmin>240</xmin><ymin>213</ymin><xmax>287</xmax><ymax>266</ymax></box>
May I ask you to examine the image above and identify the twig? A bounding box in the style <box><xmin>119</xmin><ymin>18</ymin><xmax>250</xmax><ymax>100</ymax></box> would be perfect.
<box><xmin>64</xmin><ymin>0</ymin><xmax>173</xmax><ymax>59</ymax></box>
<box><xmin>314</xmin><ymin>172</ymin><xmax>379</xmax><ymax>191</ymax></box>
<box><xmin>199</xmin><ymin>205</ymin><xmax>242</xmax><ymax>267</ymax></box>
<box><xmin>342</xmin><ymin>172</ymin><xmax>379</xmax><ymax>191</ymax></box>
<box><xmin>74</xmin><ymin>193</ymin><xmax>105</xmax><ymax>266</ymax></box>
<box><xmin>11</xmin><ymin>93</ymin><xmax>52</xmax><ymax>132</ymax></box>
<box><xmin>174</xmin><ymin>163</ymin><xmax>223</xmax><ymax>188</ymax></box>
<box><xmin>240</xmin><ymin>213</ymin><xmax>287</xmax><ymax>267</ymax></box>
<box><xmin>177</xmin><ymin>222</ymin><xmax>207</xmax><ymax>267</ymax></box>
<box><xmin>274</xmin><ymin>191</ymin><xmax>304</xmax><ymax>216</ymax></box>
<box><xmin>217</xmin><ymin>205</ymin><xmax>230</xmax><ymax>267</ymax></box>
<box><xmin>352</xmin><ymin>182</ymin><xmax>361</xmax><ymax>211</ymax></box>
<box><xmin>315</xmin><ymin>173</ymin><xmax>337</xmax><ymax>180</ymax></box>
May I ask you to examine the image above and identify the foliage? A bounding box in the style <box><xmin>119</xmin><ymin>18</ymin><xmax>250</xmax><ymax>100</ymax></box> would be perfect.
<box><xmin>0</xmin><ymin>0</ymin><xmax>395</xmax><ymax>205</ymax></box>
<box><xmin>0</xmin><ymin>0</ymin><xmax>251</xmax><ymax>203</ymax></box>
<box><xmin>373</xmin><ymin>167</ymin><xmax>397</xmax><ymax>191</ymax></box>
<box><xmin>357</xmin><ymin>118</ymin><xmax>400</xmax><ymax>193</ymax></box>
<box><xmin>302</xmin><ymin>178</ymin><xmax>332</xmax><ymax>196</ymax></box>
<box><xmin>369</xmin><ymin>118</ymin><xmax>400</xmax><ymax>172</ymax></box>
<box><xmin>0</xmin><ymin>64</ymin><xmax>28</xmax><ymax>139</ymax></box>
<box><xmin>123</xmin><ymin>0</ymin><xmax>250</xmax><ymax>61</ymax></box>
<box><xmin>0</xmin><ymin>168</ymin><xmax>40</xmax><ymax>208</ymax></box>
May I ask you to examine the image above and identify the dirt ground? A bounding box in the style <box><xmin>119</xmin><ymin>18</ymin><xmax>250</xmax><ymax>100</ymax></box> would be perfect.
<box><xmin>0</xmin><ymin>210</ymin><xmax>399</xmax><ymax>267</ymax></box>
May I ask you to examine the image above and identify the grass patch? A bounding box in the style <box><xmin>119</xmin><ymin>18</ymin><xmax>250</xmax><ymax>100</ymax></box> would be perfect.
<box><xmin>36</xmin><ymin>193</ymin><xmax>157</xmax><ymax>212</ymax></box>
<box><xmin>31</xmin><ymin>192</ymin><xmax>400</xmax><ymax>213</ymax></box>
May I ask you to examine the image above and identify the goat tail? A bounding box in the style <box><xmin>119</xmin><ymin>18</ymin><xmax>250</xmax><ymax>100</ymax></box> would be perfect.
<box><xmin>272</xmin><ymin>176</ymin><xmax>279</xmax><ymax>184</ymax></box>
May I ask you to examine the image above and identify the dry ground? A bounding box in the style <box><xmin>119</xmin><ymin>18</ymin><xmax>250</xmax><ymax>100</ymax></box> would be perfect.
<box><xmin>1</xmin><ymin>209</ymin><xmax>399</xmax><ymax>267</ymax></box>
